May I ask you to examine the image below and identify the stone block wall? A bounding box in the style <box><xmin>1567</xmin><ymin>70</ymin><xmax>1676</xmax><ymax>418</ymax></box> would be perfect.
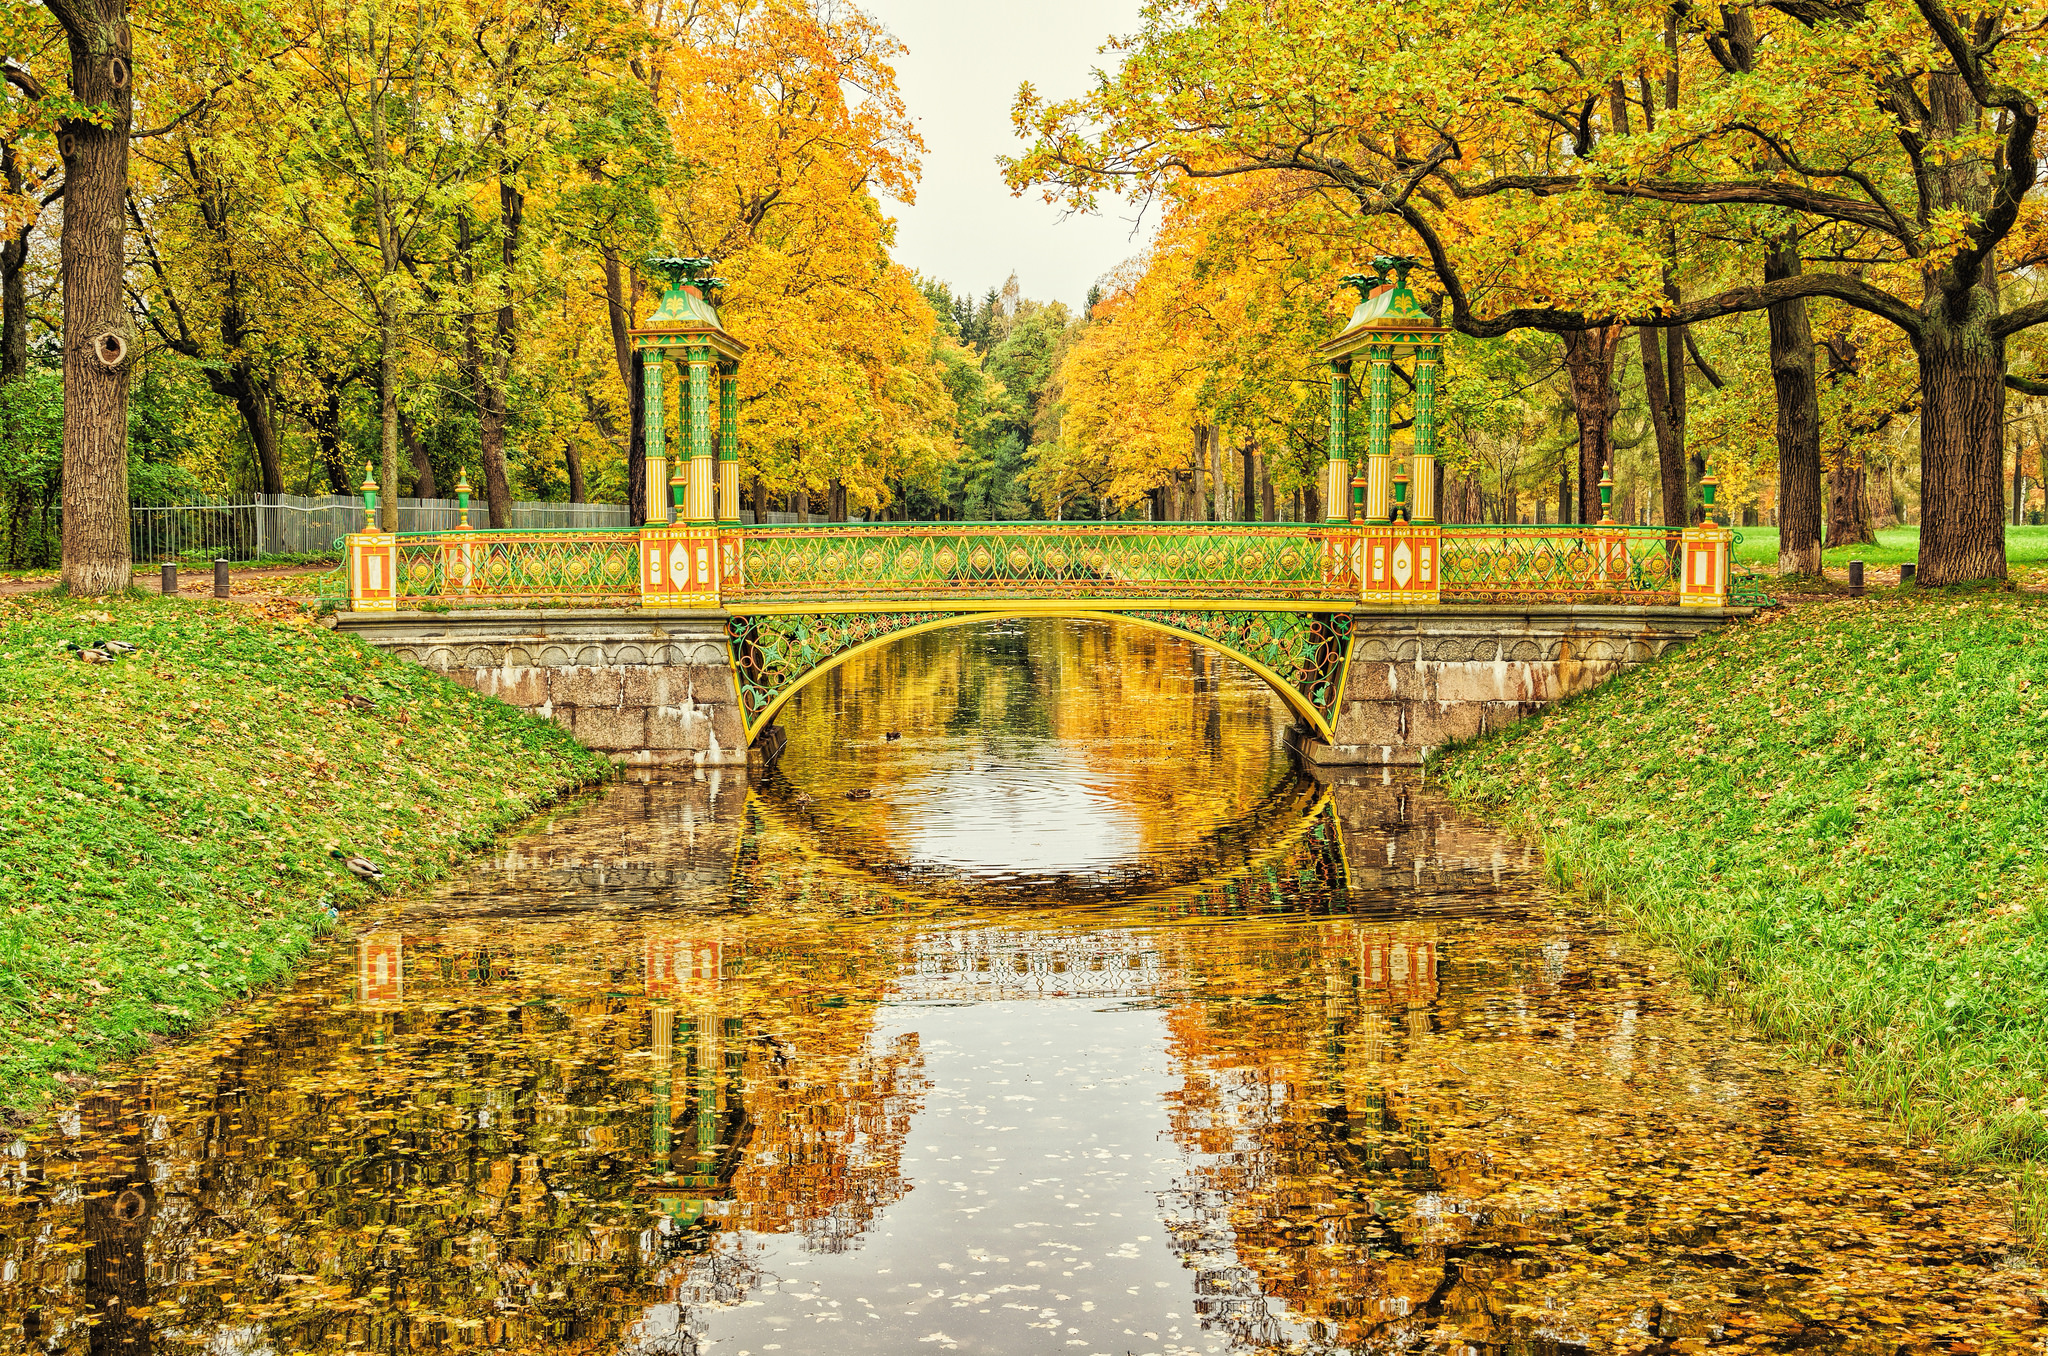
<box><xmin>1302</xmin><ymin>605</ymin><xmax>1738</xmax><ymax>767</ymax></box>
<box><xmin>335</xmin><ymin>610</ymin><xmax>749</xmax><ymax>768</ymax></box>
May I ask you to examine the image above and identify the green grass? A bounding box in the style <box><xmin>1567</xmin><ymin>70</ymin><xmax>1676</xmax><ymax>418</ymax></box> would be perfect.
<box><xmin>0</xmin><ymin>592</ymin><xmax>613</xmax><ymax>1120</ymax></box>
<box><xmin>1732</xmin><ymin>524</ymin><xmax>2048</xmax><ymax>569</ymax></box>
<box><xmin>1436</xmin><ymin>593</ymin><xmax>2048</xmax><ymax>1225</ymax></box>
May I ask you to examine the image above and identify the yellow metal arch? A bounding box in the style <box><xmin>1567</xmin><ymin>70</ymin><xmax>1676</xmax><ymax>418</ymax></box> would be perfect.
<box><xmin>734</xmin><ymin>607</ymin><xmax>1346</xmax><ymax>744</ymax></box>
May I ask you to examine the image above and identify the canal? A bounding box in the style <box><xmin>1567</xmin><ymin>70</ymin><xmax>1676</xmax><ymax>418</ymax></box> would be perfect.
<box><xmin>3</xmin><ymin>620</ymin><xmax>2042</xmax><ymax>1353</ymax></box>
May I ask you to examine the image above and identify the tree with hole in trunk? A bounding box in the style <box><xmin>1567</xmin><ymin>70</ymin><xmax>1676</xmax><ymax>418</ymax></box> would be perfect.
<box><xmin>1008</xmin><ymin>0</ymin><xmax>2048</xmax><ymax>586</ymax></box>
<box><xmin>37</xmin><ymin>0</ymin><xmax>133</xmax><ymax>594</ymax></box>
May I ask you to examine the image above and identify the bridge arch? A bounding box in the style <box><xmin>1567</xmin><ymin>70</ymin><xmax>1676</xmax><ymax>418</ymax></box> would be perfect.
<box><xmin>726</xmin><ymin>606</ymin><xmax>1356</xmax><ymax>745</ymax></box>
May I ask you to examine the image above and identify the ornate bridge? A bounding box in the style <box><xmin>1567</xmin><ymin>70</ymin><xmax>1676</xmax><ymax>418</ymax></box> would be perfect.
<box><xmin>334</xmin><ymin>255</ymin><xmax>1754</xmax><ymax>767</ymax></box>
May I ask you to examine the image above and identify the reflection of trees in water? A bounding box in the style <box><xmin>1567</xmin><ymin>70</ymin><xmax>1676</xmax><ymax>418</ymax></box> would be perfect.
<box><xmin>776</xmin><ymin>618</ymin><xmax>1303</xmax><ymax>877</ymax></box>
<box><xmin>749</xmin><ymin>773</ymin><xmax>1333</xmax><ymax>907</ymax></box>
<box><xmin>0</xmin><ymin>886</ymin><xmax>929</xmax><ymax>1355</ymax></box>
<box><xmin>1156</xmin><ymin>920</ymin><xmax>1511</xmax><ymax>1351</ymax></box>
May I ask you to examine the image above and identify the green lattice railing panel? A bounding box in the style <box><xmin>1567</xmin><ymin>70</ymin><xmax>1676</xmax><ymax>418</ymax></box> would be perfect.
<box><xmin>730</xmin><ymin>612</ymin><xmax>964</xmax><ymax>726</ymax></box>
<box><xmin>1439</xmin><ymin>525</ymin><xmax>1682</xmax><ymax>604</ymax></box>
<box><xmin>1124</xmin><ymin>609</ymin><xmax>1351</xmax><ymax>723</ymax></box>
<box><xmin>393</xmin><ymin>532</ymin><xmax>641</xmax><ymax>602</ymax></box>
<box><xmin>729</xmin><ymin>524</ymin><xmax>1360</xmax><ymax>604</ymax></box>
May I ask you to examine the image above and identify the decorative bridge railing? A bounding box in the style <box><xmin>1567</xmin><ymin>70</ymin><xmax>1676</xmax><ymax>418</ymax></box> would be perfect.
<box><xmin>341</xmin><ymin>519</ymin><xmax>1744</xmax><ymax>613</ymax></box>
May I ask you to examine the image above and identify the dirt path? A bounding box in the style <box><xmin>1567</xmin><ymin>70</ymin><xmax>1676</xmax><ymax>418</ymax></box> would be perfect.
<box><xmin>0</xmin><ymin>562</ymin><xmax>335</xmax><ymax>600</ymax></box>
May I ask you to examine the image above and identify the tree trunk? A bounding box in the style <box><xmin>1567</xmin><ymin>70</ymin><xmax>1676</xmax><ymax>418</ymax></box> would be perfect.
<box><xmin>226</xmin><ymin>372</ymin><xmax>283</xmax><ymax>496</ymax></box>
<box><xmin>1240</xmin><ymin>437</ymin><xmax>1256</xmax><ymax>522</ymax></box>
<box><xmin>1764</xmin><ymin>239</ymin><xmax>1824</xmax><ymax>575</ymax></box>
<box><xmin>1561</xmin><ymin>326</ymin><xmax>1622</xmax><ymax>523</ymax></box>
<box><xmin>1640</xmin><ymin>325</ymin><xmax>1690</xmax><ymax>526</ymax></box>
<box><xmin>399</xmin><ymin>410</ymin><xmax>436</xmax><ymax>500</ymax></box>
<box><xmin>1827</xmin><ymin>448</ymin><xmax>1875</xmax><ymax>547</ymax></box>
<box><xmin>1915</xmin><ymin>321</ymin><xmax>2007</xmax><ymax>585</ymax></box>
<box><xmin>1189</xmin><ymin>429</ymin><xmax>1205</xmax><ymax>521</ymax></box>
<box><xmin>2014</xmin><ymin>442</ymin><xmax>2025</xmax><ymax>527</ymax></box>
<box><xmin>53</xmin><ymin>0</ymin><xmax>135</xmax><ymax>594</ymax></box>
<box><xmin>607</xmin><ymin>250</ymin><xmax>646</xmax><ymax>522</ymax></box>
<box><xmin>563</xmin><ymin>441</ymin><xmax>586</xmax><ymax>504</ymax></box>
<box><xmin>461</xmin><ymin>211</ymin><xmax>514</xmax><ymax>529</ymax></box>
<box><xmin>793</xmin><ymin>488</ymin><xmax>809</xmax><ymax>523</ymax></box>
<box><xmin>378</xmin><ymin>307</ymin><xmax>400</xmax><ymax>531</ymax></box>
<box><xmin>1212</xmin><ymin>425</ymin><xmax>1229</xmax><ymax>520</ymax></box>
<box><xmin>0</xmin><ymin>144</ymin><xmax>31</xmax><ymax>381</ymax></box>
<box><xmin>1557</xmin><ymin>458</ymin><xmax>1570</xmax><ymax>525</ymax></box>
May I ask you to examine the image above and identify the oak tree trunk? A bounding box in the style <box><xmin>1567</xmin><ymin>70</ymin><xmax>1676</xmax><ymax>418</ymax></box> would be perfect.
<box><xmin>1561</xmin><ymin>326</ymin><xmax>1621</xmax><ymax>523</ymax></box>
<box><xmin>1639</xmin><ymin>324</ymin><xmax>1690</xmax><ymax>526</ymax></box>
<box><xmin>1764</xmin><ymin>239</ymin><xmax>1824</xmax><ymax>575</ymax></box>
<box><xmin>1913</xmin><ymin>70</ymin><xmax>2008</xmax><ymax>585</ymax></box>
<box><xmin>1915</xmin><ymin>320</ymin><xmax>2007</xmax><ymax>584</ymax></box>
<box><xmin>53</xmin><ymin>0</ymin><xmax>135</xmax><ymax>594</ymax></box>
<box><xmin>1826</xmin><ymin>449</ymin><xmax>1875</xmax><ymax>548</ymax></box>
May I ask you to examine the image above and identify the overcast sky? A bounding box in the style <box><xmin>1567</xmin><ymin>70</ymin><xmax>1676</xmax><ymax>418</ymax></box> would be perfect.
<box><xmin>862</xmin><ymin>0</ymin><xmax>1153</xmax><ymax>314</ymax></box>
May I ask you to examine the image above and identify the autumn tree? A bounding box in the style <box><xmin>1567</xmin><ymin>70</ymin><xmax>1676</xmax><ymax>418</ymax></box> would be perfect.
<box><xmin>1011</xmin><ymin>0</ymin><xmax>2048</xmax><ymax>585</ymax></box>
<box><xmin>32</xmin><ymin>0</ymin><xmax>134</xmax><ymax>592</ymax></box>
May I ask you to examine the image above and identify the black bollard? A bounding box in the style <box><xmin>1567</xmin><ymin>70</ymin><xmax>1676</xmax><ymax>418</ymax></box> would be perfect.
<box><xmin>1900</xmin><ymin>562</ymin><xmax>1916</xmax><ymax>586</ymax></box>
<box><xmin>1848</xmin><ymin>559</ymin><xmax>1865</xmax><ymax>597</ymax></box>
<box><xmin>213</xmin><ymin>558</ymin><xmax>230</xmax><ymax>599</ymax></box>
<box><xmin>160</xmin><ymin>563</ymin><xmax>177</xmax><ymax>596</ymax></box>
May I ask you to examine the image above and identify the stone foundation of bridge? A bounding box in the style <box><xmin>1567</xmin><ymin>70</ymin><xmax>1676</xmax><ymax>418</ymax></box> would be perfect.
<box><xmin>336</xmin><ymin>604</ymin><xmax>1743</xmax><ymax>770</ymax></box>
<box><xmin>335</xmin><ymin>610</ymin><xmax>751</xmax><ymax>769</ymax></box>
<box><xmin>1298</xmin><ymin>605</ymin><xmax>1740</xmax><ymax>767</ymax></box>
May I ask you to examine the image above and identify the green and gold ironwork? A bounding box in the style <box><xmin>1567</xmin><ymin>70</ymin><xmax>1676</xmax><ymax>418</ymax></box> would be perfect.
<box><xmin>730</xmin><ymin>610</ymin><xmax>969</xmax><ymax>731</ymax></box>
<box><xmin>1123</xmin><ymin>609</ymin><xmax>1352</xmax><ymax>725</ymax></box>
<box><xmin>729</xmin><ymin>605</ymin><xmax>1355</xmax><ymax>741</ymax></box>
<box><xmin>730</xmin><ymin>523</ymin><xmax>1360</xmax><ymax>606</ymax></box>
<box><xmin>1439</xmin><ymin>525</ymin><xmax>1683</xmax><ymax>603</ymax></box>
<box><xmin>394</xmin><ymin>530</ymin><xmax>641</xmax><ymax>602</ymax></box>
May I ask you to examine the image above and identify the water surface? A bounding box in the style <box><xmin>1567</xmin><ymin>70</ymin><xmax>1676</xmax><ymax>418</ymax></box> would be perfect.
<box><xmin>3</xmin><ymin>619</ymin><xmax>2042</xmax><ymax>1355</ymax></box>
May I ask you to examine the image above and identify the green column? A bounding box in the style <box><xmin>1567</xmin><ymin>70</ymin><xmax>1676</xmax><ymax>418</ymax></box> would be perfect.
<box><xmin>643</xmin><ymin>350</ymin><xmax>668</xmax><ymax>526</ymax></box>
<box><xmin>719</xmin><ymin>361</ymin><xmax>741</xmax><ymax>523</ymax></box>
<box><xmin>1366</xmin><ymin>343</ymin><xmax>1393</xmax><ymax>523</ymax></box>
<box><xmin>687</xmin><ymin>346</ymin><xmax>715</xmax><ymax>522</ymax></box>
<box><xmin>1324</xmin><ymin>358</ymin><xmax>1351</xmax><ymax>522</ymax></box>
<box><xmin>1413</xmin><ymin>343</ymin><xmax>1441</xmax><ymax>524</ymax></box>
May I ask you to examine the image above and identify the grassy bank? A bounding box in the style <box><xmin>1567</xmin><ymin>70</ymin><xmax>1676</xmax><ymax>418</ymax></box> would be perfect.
<box><xmin>1437</xmin><ymin>594</ymin><xmax>2048</xmax><ymax>1212</ymax></box>
<box><xmin>0</xmin><ymin>592</ymin><xmax>613</xmax><ymax>1120</ymax></box>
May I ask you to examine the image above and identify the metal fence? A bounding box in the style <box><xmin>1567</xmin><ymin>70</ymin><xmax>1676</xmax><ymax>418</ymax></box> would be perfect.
<box><xmin>129</xmin><ymin>494</ymin><xmax>633</xmax><ymax>562</ymax></box>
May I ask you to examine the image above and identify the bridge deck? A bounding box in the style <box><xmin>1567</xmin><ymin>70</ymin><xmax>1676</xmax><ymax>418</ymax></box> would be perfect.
<box><xmin>337</xmin><ymin>519</ymin><xmax>1759</xmax><ymax>612</ymax></box>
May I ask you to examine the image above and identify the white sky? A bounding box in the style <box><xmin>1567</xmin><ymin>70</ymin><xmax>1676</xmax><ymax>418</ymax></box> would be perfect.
<box><xmin>862</xmin><ymin>0</ymin><xmax>1154</xmax><ymax>314</ymax></box>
